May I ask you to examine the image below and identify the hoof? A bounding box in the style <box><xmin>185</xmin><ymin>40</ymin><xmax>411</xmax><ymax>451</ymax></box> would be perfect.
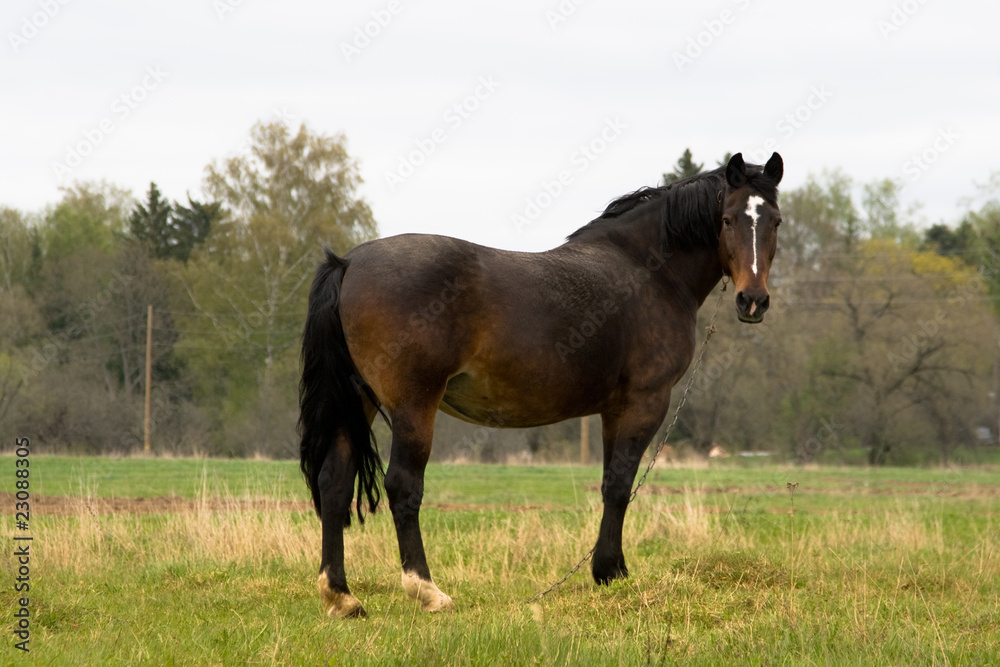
<box><xmin>401</xmin><ymin>571</ymin><xmax>455</xmax><ymax>612</ymax></box>
<box><xmin>592</xmin><ymin>557</ymin><xmax>628</xmax><ymax>586</ymax></box>
<box><xmin>318</xmin><ymin>573</ymin><xmax>367</xmax><ymax>618</ymax></box>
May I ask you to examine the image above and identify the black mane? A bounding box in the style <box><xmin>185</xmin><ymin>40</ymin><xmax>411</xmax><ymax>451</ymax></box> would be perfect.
<box><xmin>568</xmin><ymin>163</ymin><xmax>778</xmax><ymax>251</ymax></box>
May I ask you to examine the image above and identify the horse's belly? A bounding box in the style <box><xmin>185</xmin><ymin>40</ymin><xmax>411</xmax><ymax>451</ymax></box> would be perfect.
<box><xmin>439</xmin><ymin>370</ymin><xmax>594</xmax><ymax>428</ymax></box>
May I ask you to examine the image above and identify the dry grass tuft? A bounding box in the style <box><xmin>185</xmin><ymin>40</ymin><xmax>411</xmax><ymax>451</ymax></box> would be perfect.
<box><xmin>37</xmin><ymin>484</ymin><xmax>321</xmax><ymax>574</ymax></box>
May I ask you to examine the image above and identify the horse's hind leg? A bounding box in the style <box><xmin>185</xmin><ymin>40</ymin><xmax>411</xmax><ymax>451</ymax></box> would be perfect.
<box><xmin>384</xmin><ymin>401</ymin><xmax>454</xmax><ymax>612</ymax></box>
<box><xmin>317</xmin><ymin>400</ymin><xmax>378</xmax><ymax>618</ymax></box>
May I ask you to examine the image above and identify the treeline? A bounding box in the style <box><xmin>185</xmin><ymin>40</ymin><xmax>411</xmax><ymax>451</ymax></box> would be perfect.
<box><xmin>1</xmin><ymin>133</ymin><xmax>998</xmax><ymax>465</ymax></box>
<box><xmin>1</xmin><ymin>121</ymin><xmax>375</xmax><ymax>457</ymax></box>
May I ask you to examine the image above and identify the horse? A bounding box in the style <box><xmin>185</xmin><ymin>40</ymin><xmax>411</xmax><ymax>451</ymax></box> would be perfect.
<box><xmin>299</xmin><ymin>152</ymin><xmax>784</xmax><ymax>617</ymax></box>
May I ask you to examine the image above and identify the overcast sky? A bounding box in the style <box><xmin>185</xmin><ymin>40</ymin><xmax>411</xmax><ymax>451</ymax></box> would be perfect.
<box><xmin>3</xmin><ymin>0</ymin><xmax>997</xmax><ymax>251</ymax></box>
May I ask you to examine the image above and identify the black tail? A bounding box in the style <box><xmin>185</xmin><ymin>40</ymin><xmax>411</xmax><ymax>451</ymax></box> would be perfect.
<box><xmin>299</xmin><ymin>249</ymin><xmax>384</xmax><ymax>524</ymax></box>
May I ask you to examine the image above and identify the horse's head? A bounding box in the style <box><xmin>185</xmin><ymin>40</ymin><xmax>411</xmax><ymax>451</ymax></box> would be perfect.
<box><xmin>718</xmin><ymin>152</ymin><xmax>783</xmax><ymax>323</ymax></box>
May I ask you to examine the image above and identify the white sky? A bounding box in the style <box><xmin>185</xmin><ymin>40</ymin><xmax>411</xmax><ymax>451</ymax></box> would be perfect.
<box><xmin>2</xmin><ymin>0</ymin><xmax>997</xmax><ymax>251</ymax></box>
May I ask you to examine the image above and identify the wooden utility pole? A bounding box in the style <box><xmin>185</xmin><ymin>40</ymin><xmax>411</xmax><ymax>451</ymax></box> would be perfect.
<box><xmin>144</xmin><ymin>305</ymin><xmax>153</xmax><ymax>454</ymax></box>
<box><xmin>580</xmin><ymin>415</ymin><xmax>590</xmax><ymax>465</ymax></box>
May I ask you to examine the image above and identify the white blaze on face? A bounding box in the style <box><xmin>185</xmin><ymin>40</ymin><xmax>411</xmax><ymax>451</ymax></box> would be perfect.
<box><xmin>745</xmin><ymin>195</ymin><xmax>765</xmax><ymax>275</ymax></box>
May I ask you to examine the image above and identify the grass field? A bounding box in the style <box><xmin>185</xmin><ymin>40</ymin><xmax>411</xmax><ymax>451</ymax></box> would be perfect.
<box><xmin>2</xmin><ymin>455</ymin><xmax>999</xmax><ymax>665</ymax></box>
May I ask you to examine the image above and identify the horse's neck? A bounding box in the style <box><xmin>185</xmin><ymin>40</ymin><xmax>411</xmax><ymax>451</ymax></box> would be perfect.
<box><xmin>562</xmin><ymin>207</ymin><xmax>723</xmax><ymax>309</ymax></box>
<box><xmin>601</xmin><ymin>212</ymin><xmax>724</xmax><ymax>308</ymax></box>
<box><xmin>664</xmin><ymin>244</ymin><xmax>725</xmax><ymax>308</ymax></box>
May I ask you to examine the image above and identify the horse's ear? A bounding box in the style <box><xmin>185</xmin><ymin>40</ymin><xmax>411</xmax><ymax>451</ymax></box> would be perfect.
<box><xmin>726</xmin><ymin>153</ymin><xmax>747</xmax><ymax>189</ymax></box>
<box><xmin>764</xmin><ymin>152</ymin><xmax>783</xmax><ymax>184</ymax></box>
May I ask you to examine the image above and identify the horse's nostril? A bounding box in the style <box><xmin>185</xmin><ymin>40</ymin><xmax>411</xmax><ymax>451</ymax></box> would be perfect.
<box><xmin>736</xmin><ymin>291</ymin><xmax>768</xmax><ymax>317</ymax></box>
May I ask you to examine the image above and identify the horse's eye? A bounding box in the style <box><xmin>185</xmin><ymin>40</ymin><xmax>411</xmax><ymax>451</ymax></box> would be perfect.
<box><xmin>723</xmin><ymin>216</ymin><xmax>733</xmax><ymax>227</ymax></box>
<box><xmin>774</xmin><ymin>217</ymin><xmax>782</xmax><ymax>228</ymax></box>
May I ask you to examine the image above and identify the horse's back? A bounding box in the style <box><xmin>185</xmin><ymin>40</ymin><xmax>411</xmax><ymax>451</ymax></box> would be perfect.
<box><xmin>338</xmin><ymin>234</ymin><xmax>628</xmax><ymax>422</ymax></box>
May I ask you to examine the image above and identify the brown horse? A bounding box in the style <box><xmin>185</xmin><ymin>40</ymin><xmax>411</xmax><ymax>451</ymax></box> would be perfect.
<box><xmin>299</xmin><ymin>152</ymin><xmax>783</xmax><ymax>617</ymax></box>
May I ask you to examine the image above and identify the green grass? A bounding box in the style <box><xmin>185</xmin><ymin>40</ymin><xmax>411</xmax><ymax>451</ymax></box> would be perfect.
<box><xmin>18</xmin><ymin>455</ymin><xmax>309</xmax><ymax>501</ymax></box>
<box><xmin>2</xmin><ymin>455</ymin><xmax>999</xmax><ymax>664</ymax></box>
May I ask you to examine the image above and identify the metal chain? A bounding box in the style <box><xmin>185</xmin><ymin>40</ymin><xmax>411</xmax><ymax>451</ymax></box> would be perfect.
<box><xmin>524</xmin><ymin>277</ymin><xmax>729</xmax><ymax>604</ymax></box>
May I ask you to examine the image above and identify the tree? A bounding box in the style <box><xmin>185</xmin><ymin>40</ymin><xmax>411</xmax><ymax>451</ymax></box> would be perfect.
<box><xmin>175</xmin><ymin>120</ymin><xmax>378</xmax><ymax>455</ymax></box>
<box><xmin>0</xmin><ymin>207</ymin><xmax>45</xmax><ymax>426</ymax></box>
<box><xmin>776</xmin><ymin>170</ymin><xmax>861</xmax><ymax>273</ymax></box>
<box><xmin>42</xmin><ymin>182</ymin><xmax>132</xmax><ymax>263</ymax></box>
<box><xmin>6</xmin><ymin>184</ymin><xmax>206</xmax><ymax>453</ymax></box>
<box><xmin>129</xmin><ymin>183</ymin><xmax>220</xmax><ymax>262</ymax></box>
<box><xmin>0</xmin><ymin>207</ymin><xmax>40</xmax><ymax>294</ymax></box>
<box><xmin>924</xmin><ymin>176</ymin><xmax>1000</xmax><ymax>317</ymax></box>
<box><xmin>863</xmin><ymin>178</ymin><xmax>920</xmax><ymax>245</ymax></box>
<box><xmin>662</xmin><ymin>148</ymin><xmax>704</xmax><ymax>186</ymax></box>
<box><xmin>170</xmin><ymin>195</ymin><xmax>220</xmax><ymax>261</ymax></box>
<box><xmin>810</xmin><ymin>241</ymin><xmax>991</xmax><ymax>464</ymax></box>
<box><xmin>129</xmin><ymin>182</ymin><xmax>172</xmax><ymax>257</ymax></box>
<box><xmin>922</xmin><ymin>220</ymin><xmax>977</xmax><ymax>260</ymax></box>
<box><xmin>963</xmin><ymin>197</ymin><xmax>1000</xmax><ymax>315</ymax></box>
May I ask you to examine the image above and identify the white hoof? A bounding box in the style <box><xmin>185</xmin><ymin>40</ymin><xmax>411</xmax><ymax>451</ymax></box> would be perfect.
<box><xmin>401</xmin><ymin>571</ymin><xmax>454</xmax><ymax>612</ymax></box>
<box><xmin>318</xmin><ymin>573</ymin><xmax>366</xmax><ymax>618</ymax></box>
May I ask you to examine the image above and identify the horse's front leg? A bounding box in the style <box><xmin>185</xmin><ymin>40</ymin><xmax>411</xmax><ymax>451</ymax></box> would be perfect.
<box><xmin>593</xmin><ymin>400</ymin><xmax>668</xmax><ymax>584</ymax></box>
<box><xmin>384</xmin><ymin>404</ymin><xmax>454</xmax><ymax>612</ymax></box>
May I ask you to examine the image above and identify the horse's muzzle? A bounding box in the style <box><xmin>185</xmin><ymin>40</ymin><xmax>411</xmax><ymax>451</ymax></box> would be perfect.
<box><xmin>735</xmin><ymin>288</ymin><xmax>769</xmax><ymax>323</ymax></box>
